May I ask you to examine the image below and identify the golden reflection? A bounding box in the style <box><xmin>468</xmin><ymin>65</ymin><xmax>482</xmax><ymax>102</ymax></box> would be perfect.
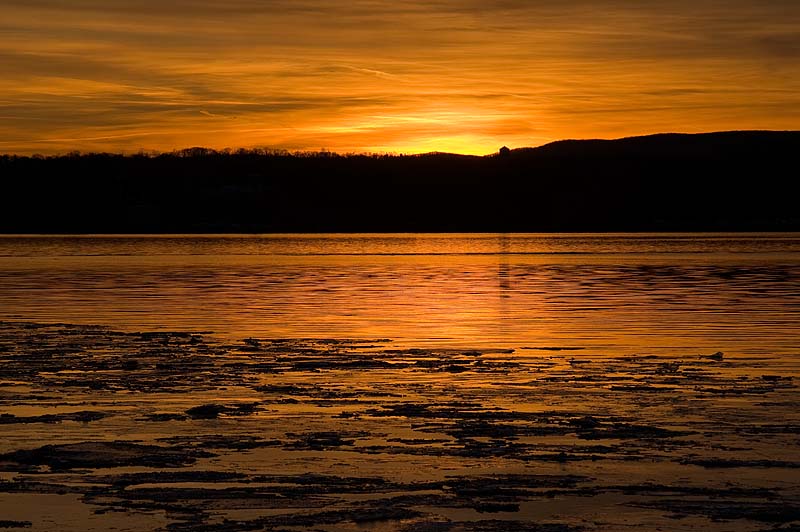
<box><xmin>2</xmin><ymin>234</ymin><xmax>799</xmax><ymax>357</ymax></box>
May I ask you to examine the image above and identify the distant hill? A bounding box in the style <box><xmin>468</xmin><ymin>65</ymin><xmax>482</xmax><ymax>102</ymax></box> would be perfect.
<box><xmin>1</xmin><ymin>131</ymin><xmax>798</xmax><ymax>232</ymax></box>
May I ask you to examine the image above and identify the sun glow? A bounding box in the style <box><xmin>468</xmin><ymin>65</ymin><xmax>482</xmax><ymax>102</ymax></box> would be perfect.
<box><xmin>366</xmin><ymin>134</ymin><xmax>505</xmax><ymax>156</ymax></box>
<box><xmin>312</xmin><ymin>110</ymin><xmax>529</xmax><ymax>155</ymax></box>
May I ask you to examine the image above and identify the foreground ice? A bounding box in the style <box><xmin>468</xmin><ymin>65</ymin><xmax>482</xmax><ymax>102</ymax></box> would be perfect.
<box><xmin>0</xmin><ymin>322</ymin><xmax>798</xmax><ymax>531</ymax></box>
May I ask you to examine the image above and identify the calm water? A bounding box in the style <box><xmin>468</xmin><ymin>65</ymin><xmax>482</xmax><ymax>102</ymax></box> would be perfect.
<box><xmin>1</xmin><ymin>233</ymin><xmax>799</xmax><ymax>355</ymax></box>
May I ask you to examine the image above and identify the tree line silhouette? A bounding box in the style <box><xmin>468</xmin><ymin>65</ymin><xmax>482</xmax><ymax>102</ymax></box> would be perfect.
<box><xmin>1</xmin><ymin>131</ymin><xmax>798</xmax><ymax>232</ymax></box>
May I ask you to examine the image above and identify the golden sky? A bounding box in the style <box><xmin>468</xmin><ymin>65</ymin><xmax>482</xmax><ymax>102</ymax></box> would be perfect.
<box><xmin>2</xmin><ymin>0</ymin><xmax>799</xmax><ymax>154</ymax></box>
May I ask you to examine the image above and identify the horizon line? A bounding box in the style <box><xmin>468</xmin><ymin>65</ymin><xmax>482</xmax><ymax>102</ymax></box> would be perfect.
<box><xmin>2</xmin><ymin>129</ymin><xmax>797</xmax><ymax>159</ymax></box>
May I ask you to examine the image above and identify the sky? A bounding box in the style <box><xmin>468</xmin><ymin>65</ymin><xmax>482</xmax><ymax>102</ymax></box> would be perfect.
<box><xmin>2</xmin><ymin>0</ymin><xmax>799</xmax><ymax>155</ymax></box>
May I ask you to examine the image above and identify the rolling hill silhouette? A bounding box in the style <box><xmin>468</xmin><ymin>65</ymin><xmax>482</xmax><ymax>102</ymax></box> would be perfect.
<box><xmin>1</xmin><ymin>131</ymin><xmax>798</xmax><ymax>232</ymax></box>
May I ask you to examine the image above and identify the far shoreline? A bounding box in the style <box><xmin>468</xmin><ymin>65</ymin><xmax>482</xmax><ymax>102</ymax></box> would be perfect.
<box><xmin>2</xmin><ymin>131</ymin><xmax>798</xmax><ymax>233</ymax></box>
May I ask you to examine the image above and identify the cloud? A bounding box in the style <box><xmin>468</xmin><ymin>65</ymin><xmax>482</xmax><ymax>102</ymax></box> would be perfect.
<box><xmin>1</xmin><ymin>0</ymin><xmax>799</xmax><ymax>153</ymax></box>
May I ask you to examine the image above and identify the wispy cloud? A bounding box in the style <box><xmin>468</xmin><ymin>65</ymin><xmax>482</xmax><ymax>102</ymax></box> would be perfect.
<box><xmin>1</xmin><ymin>0</ymin><xmax>798</xmax><ymax>153</ymax></box>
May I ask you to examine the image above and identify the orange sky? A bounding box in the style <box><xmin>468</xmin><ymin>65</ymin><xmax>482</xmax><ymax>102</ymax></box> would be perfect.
<box><xmin>2</xmin><ymin>0</ymin><xmax>799</xmax><ymax>154</ymax></box>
